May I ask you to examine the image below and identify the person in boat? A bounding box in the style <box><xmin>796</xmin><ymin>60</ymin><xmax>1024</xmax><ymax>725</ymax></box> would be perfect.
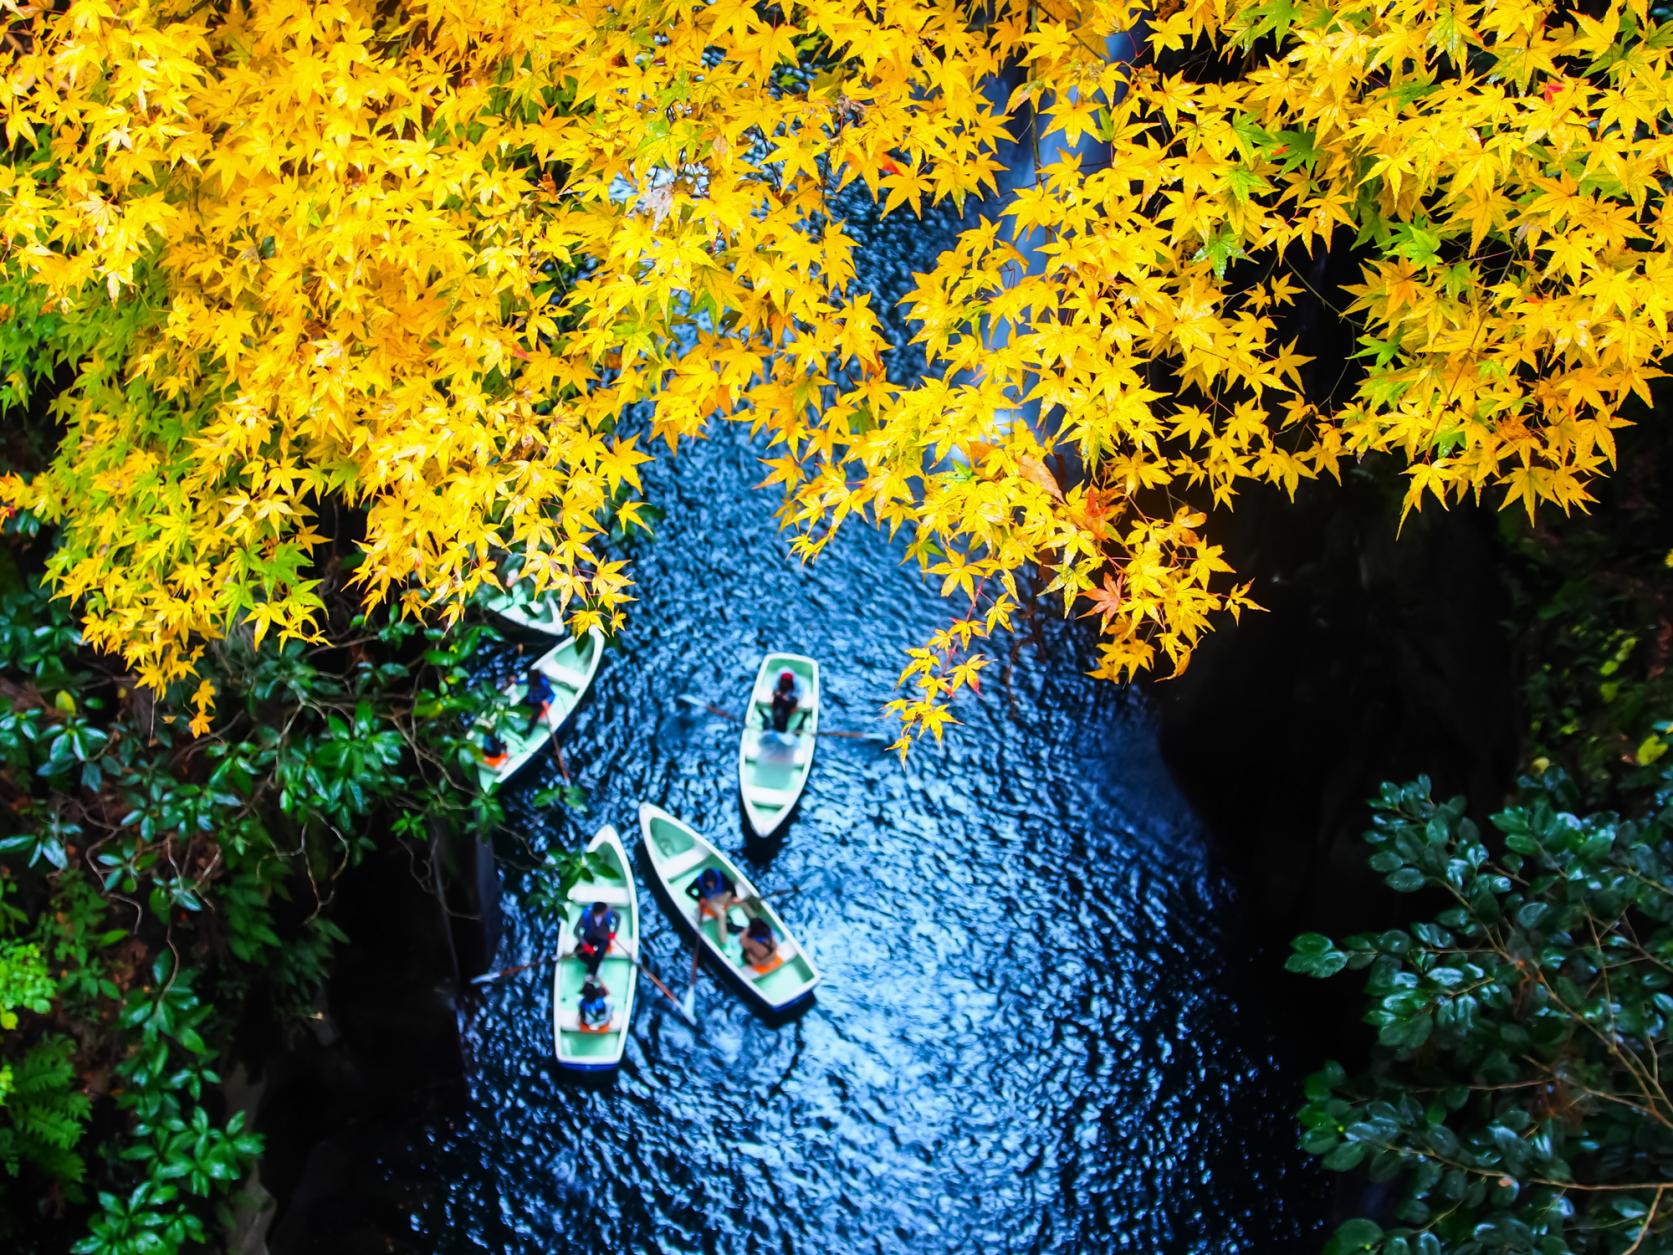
<box><xmin>578</xmin><ymin>975</ymin><xmax>611</xmax><ymax>1030</ymax></box>
<box><xmin>739</xmin><ymin>916</ymin><xmax>778</xmax><ymax>969</ymax></box>
<box><xmin>768</xmin><ymin>669</ymin><xmax>805</xmax><ymax>735</ymax></box>
<box><xmin>526</xmin><ymin>668</ymin><xmax>555</xmax><ymax>720</ymax></box>
<box><xmin>481</xmin><ymin>732</ymin><xmax>509</xmax><ymax>770</ymax></box>
<box><xmin>573</xmin><ymin>900</ymin><xmax>619</xmax><ymax>976</ymax></box>
<box><xmin>686</xmin><ymin>865</ymin><xmax>741</xmax><ymax>927</ymax></box>
<box><xmin>760</xmin><ymin>668</ymin><xmax>808</xmax><ymax>760</ymax></box>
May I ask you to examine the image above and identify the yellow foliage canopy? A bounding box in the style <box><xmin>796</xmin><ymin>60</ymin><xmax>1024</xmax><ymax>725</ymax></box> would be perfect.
<box><xmin>0</xmin><ymin>0</ymin><xmax>1669</xmax><ymax>743</ymax></box>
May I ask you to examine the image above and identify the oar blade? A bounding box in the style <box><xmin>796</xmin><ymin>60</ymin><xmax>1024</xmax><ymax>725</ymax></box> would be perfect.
<box><xmin>622</xmin><ymin>943</ymin><xmax>698</xmax><ymax>1026</ymax></box>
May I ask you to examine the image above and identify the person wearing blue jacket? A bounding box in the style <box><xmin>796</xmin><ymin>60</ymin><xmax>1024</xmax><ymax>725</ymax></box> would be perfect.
<box><xmin>527</xmin><ymin>669</ymin><xmax>555</xmax><ymax>720</ymax></box>
<box><xmin>573</xmin><ymin>900</ymin><xmax>618</xmax><ymax>976</ymax></box>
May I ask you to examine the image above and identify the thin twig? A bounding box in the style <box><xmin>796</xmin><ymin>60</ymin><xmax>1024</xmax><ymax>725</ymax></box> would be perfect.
<box><xmin>1623</xmin><ymin>1185</ymin><xmax>1666</xmax><ymax>1255</ymax></box>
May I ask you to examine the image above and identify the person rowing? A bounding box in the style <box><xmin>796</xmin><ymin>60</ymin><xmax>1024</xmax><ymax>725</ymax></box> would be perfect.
<box><xmin>760</xmin><ymin>668</ymin><xmax>809</xmax><ymax>760</ymax></box>
<box><xmin>686</xmin><ymin>865</ymin><xmax>742</xmax><ymax>931</ymax></box>
<box><xmin>768</xmin><ymin>669</ymin><xmax>805</xmax><ymax>734</ymax></box>
<box><xmin>573</xmin><ymin>900</ymin><xmax>619</xmax><ymax>976</ymax></box>
<box><xmin>527</xmin><ymin>668</ymin><xmax>556</xmax><ymax>720</ymax></box>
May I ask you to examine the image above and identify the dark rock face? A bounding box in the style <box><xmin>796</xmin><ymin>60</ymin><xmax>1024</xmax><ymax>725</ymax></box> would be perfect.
<box><xmin>1153</xmin><ymin>475</ymin><xmax>1523</xmax><ymax>1255</ymax></box>
<box><xmin>256</xmin><ymin>838</ymin><xmax>493</xmax><ymax>1253</ymax></box>
<box><xmin>1155</xmin><ymin>472</ymin><xmax>1520</xmax><ymax>975</ymax></box>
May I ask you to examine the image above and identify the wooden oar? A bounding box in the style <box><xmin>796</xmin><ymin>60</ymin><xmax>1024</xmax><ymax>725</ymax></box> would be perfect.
<box><xmin>682</xmin><ymin>907</ymin><xmax>703</xmax><ymax>1022</ymax></box>
<box><xmin>470</xmin><ymin>950</ymin><xmax>560</xmax><ymax>986</ymax></box>
<box><xmin>737</xmin><ymin>884</ymin><xmax>801</xmax><ymax>912</ymax></box>
<box><xmin>676</xmin><ymin>694</ymin><xmax>889</xmax><ymax>743</ymax></box>
<box><xmin>474</xmin><ymin>938</ymin><xmax>698</xmax><ymax>1029</ymax></box>
<box><xmin>615</xmin><ymin>938</ymin><xmax>696</xmax><ymax>1027</ymax></box>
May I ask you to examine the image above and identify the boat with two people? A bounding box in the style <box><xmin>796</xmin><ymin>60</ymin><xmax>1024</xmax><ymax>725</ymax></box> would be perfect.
<box><xmin>638</xmin><ymin>802</ymin><xmax>820</xmax><ymax>1014</ymax></box>
<box><xmin>476</xmin><ymin>631</ymin><xmax>607</xmax><ymax>790</ymax></box>
<box><xmin>553</xmin><ymin>824</ymin><xmax>639</xmax><ymax>1072</ymax></box>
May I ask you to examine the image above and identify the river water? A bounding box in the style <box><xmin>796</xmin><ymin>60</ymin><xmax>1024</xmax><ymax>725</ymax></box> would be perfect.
<box><xmin>385</xmin><ymin>190</ymin><xmax>1326</xmax><ymax>1253</ymax></box>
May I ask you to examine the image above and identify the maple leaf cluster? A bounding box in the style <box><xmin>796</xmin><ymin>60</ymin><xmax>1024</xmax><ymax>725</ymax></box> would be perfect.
<box><xmin>0</xmin><ymin>0</ymin><xmax>1667</xmax><ymax>746</ymax></box>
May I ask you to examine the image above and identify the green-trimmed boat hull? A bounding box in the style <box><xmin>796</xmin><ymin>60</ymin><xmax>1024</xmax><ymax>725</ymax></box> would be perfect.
<box><xmin>638</xmin><ymin>803</ymin><xmax>820</xmax><ymax>1012</ymax></box>
<box><xmin>474</xmin><ymin>632</ymin><xmax>605</xmax><ymax>791</ymax></box>
<box><xmin>736</xmin><ymin>653</ymin><xmax>819</xmax><ymax>836</ymax></box>
<box><xmin>482</xmin><ymin>583</ymin><xmax>567</xmax><ymax>637</ymax></box>
<box><xmin>553</xmin><ymin>824</ymin><xmax>638</xmax><ymax>1072</ymax></box>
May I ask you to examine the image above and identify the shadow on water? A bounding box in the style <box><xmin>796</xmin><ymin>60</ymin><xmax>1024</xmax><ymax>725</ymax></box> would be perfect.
<box><xmin>740</xmin><ymin>822</ymin><xmax>790</xmax><ymax>869</ymax></box>
<box><xmin>369</xmin><ymin>182</ymin><xmax>1330</xmax><ymax>1253</ymax></box>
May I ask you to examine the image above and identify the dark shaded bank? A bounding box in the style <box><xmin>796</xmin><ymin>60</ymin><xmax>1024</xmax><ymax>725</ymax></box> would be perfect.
<box><xmin>1148</xmin><ymin>473</ymin><xmax>1524</xmax><ymax>1235</ymax></box>
<box><xmin>1155</xmin><ymin>471</ymin><xmax>1522</xmax><ymax>1021</ymax></box>
<box><xmin>252</xmin><ymin>835</ymin><xmax>494</xmax><ymax>1254</ymax></box>
<box><xmin>1158</xmin><ymin>408</ymin><xmax>1673</xmax><ymax>973</ymax></box>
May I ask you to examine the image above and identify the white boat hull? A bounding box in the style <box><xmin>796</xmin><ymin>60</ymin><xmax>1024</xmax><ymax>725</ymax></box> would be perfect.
<box><xmin>638</xmin><ymin>803</ymin><xmax>820</xmax><ymax>1013</ymax></box>
<box><xmin>553</xmin><ymin>824</ymin><xmax>639</xmax><ymax>1072</ymax></box>
<box><xmin>737</xmin><ymin>653</ymin><xmax>820</xmax><ymax>836</ymax></box>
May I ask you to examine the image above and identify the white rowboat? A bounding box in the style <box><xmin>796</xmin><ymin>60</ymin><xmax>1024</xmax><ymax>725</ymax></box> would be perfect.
<box><xmin>553</xmin><ymin>824</ymin><xmax>638</xmax><ymax>1072</ymax></box>
<box><xmin>638</xmin><ymin>803</ymin><xmax>820</xmax><ymax>1013</ymax></box>
<box><xmin>481</xmin><ymin>580</ymin><xmax>567</xmax><ymax>637</ymax></box>
<box><xmin>475</xmin><ymin>631</ymin><xmax>605</xmax><ymax>790</ymax></box>
<box><xmin>737</xmin><ymin>653</ymin><xmax>819</xmax><ymax>836</ymax></box>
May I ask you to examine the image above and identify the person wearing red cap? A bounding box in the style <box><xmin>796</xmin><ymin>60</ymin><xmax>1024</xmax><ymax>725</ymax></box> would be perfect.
<box><xmin>769</xmin><ymin>668</ymin><xmax>803</xmax><ymax>735</ymax></box>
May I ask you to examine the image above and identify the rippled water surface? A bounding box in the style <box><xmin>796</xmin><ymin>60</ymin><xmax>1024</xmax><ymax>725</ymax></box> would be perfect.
<box><xmin>390</xmin><ymin>197</ymin><xmax>1324</xmax><ymax>1253</ymax></box>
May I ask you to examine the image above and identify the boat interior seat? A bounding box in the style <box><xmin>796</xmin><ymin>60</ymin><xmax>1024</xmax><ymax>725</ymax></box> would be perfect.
<box><xmin>540</xmin><ymin>659</ymin><xmax>589</xmax><ymax>690</ymax></box>
<box><xmin>555</xmin><ymin>1008</ymin><xmax>626</xmax><ymax>1034</ymax></box>
<box><xmin>570</xmin><ymin>884</ymin><xmax>631</xmax><ymax>907</ymax></box>
<box><xmin>658</xmin><ymin>845</ymin><xmax>708</xmax><ymax>881</ymax></box>
<box><xmin>741</xmin><ymin>730</ymin><xmax>814</xmax><ymax>767</ymax></box>
<box><xmin>746</xmin><ymin>783</ymin><xmax>802</xmax><ymax>810</ymax></box>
